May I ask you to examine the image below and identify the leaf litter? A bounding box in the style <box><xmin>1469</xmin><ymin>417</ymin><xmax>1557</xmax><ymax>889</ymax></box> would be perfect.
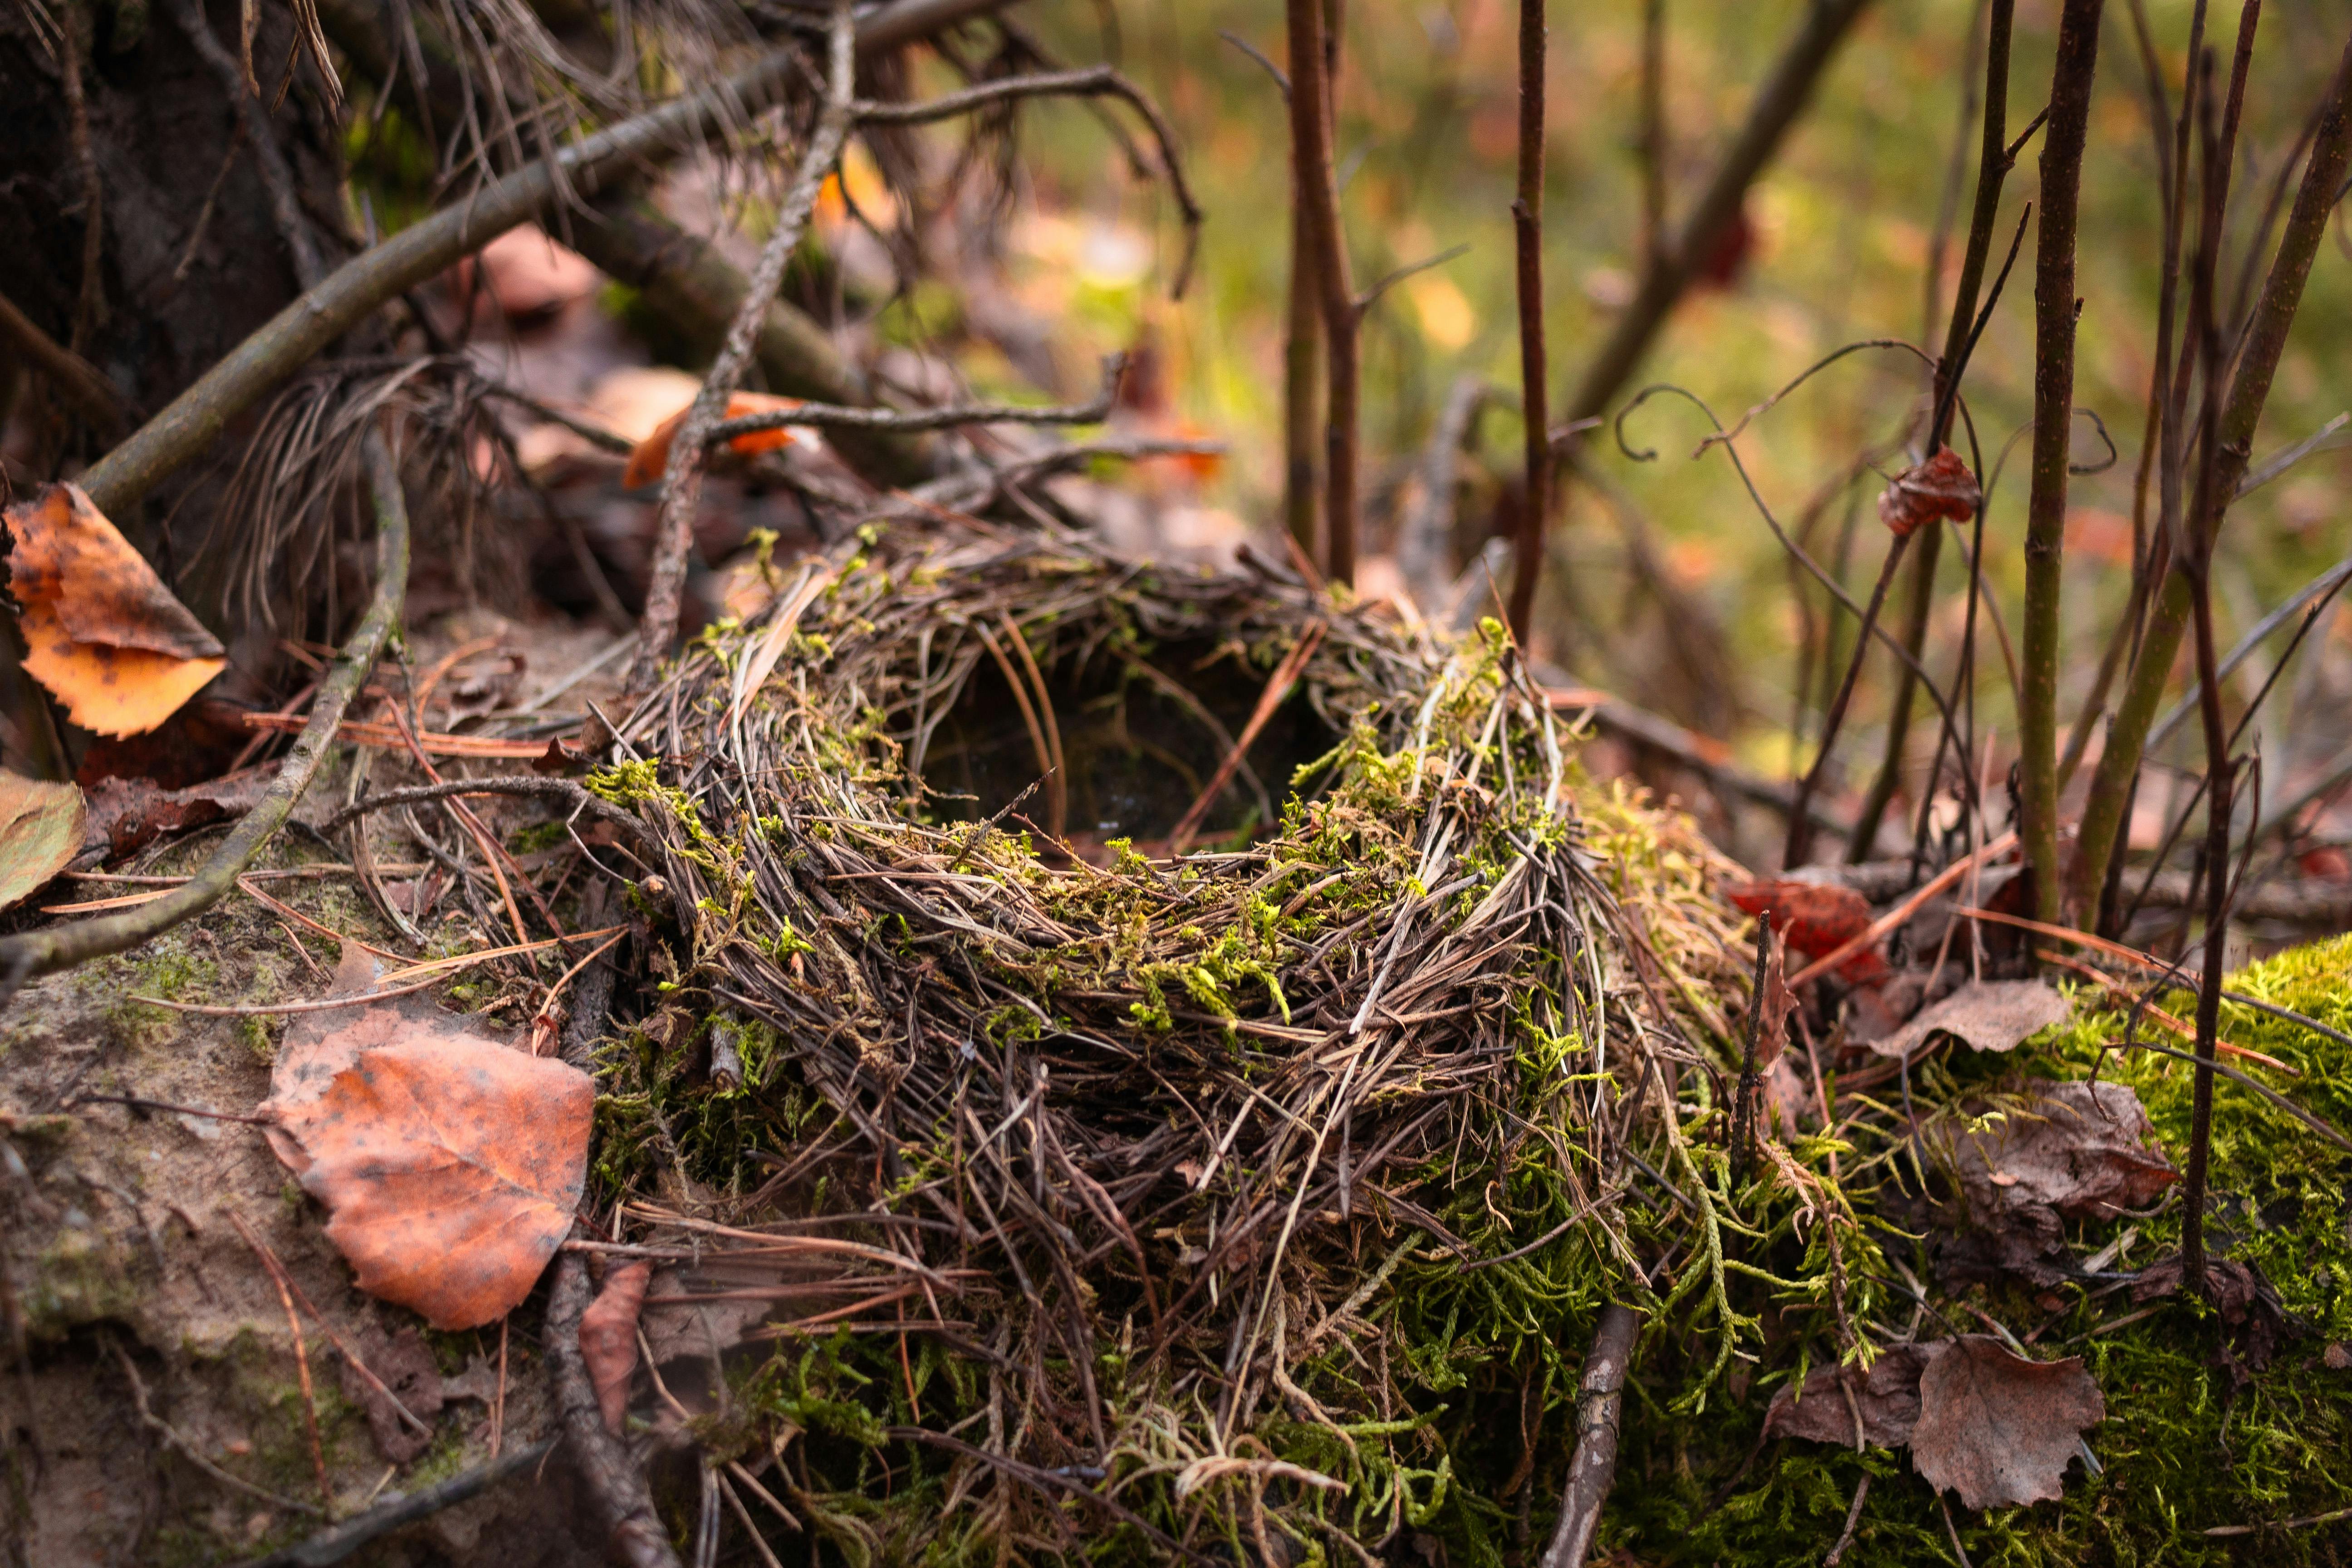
<box><xmin>0</xmin><ymin>770</ymin><xmax>85</xmax><ymax>910</ymax></box>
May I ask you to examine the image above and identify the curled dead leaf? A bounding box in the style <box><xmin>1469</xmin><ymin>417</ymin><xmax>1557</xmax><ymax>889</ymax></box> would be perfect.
<box><xmin>621</xmin><ymin>393</ymin><xmax>801</xmax><ymax>488</ymax></box>
<box><xmin>263</xmin><ymin>972</ymin><xmax>592</xmax><ymax>1330</ymax></box>
<box><xmin>3</xmin><ymin>484</ymin><xmax>226</xmax><ymax>737</ymax></box>
<box><xmin>1726</xmin><ymin>879</ymin><xmax>1886</xmax><ymax>985</ymax></box>
<box><xmin>1909</xmin><ymin>1336</ymin><xmax>2102</xmax><ymax>1509</ymax></box>
<box><xmin>0</xmin><ymin>771</ymin><xmax>85</xmax><ymax>911</ymax></box>
<box><xmin>581</xmin><ymin>1260</ymin><xmax>652</xmax><ymax>1435</ymax></box>
<box><xmin>1942</xmin><ymin>1079</ymin><xmax>2177</xmax><ymax>1224</ymax></box>
<box><xmin>1755</xmin><ymin>925</ymin><xmax>1798</xmax><ymax>1070</ymax></box>
<box><xmin>1870</xmin><ymin>979</ymin><xmax>2073</xmax><ymax>1060</ymax></box>
<box><xmin>1877</xmin><ymin>446</ymin><xmax>1981</xmax><ymax>537</ymax></box>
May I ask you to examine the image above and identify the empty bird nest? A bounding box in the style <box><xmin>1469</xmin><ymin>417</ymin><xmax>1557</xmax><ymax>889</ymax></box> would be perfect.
<box><xmin>593</xmin><ymin>515</ymin><xmax>1757</xmax><ymax>1562</ymax></box>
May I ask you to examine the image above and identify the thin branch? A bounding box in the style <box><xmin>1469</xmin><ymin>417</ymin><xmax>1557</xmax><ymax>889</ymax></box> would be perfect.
<box><xmin>1354</xmin><ymin>243</ymin><xmax>1471</xmax><ymax>313</ymax></box>
<box><xmin>707</xmin><ymin>354</ymin><xmax>1127</xmax><ymax>442</ymax></box>
<box><xmin>627</xmin><ymin>4</ymin><xmax>857</xmax><ymax>697</ymax></box>
<box><xmin>0</xmin><ymin>286</ymin><xmax>133</xmax><ymax>431</ymax></box>
<box><xmin>0</xmin><ymin>435</ymin><xmax>407</xmax><ymax>1005</ymax></box>
<box><xmin>1218</xmin><ymin>30</ymin><xmax>1289</xmax><ymax>99</ymax></box>
<box><xmin>1289</xmin><ymin>0</ymin><xmax>1358</xmax><ymax>585</ymax></box>
<box><xmin>232</xmin><ymin>1441</ymin><xmax>558</xmax><ymax>1568</ymax></box>
<box><xmin>548</xmin><ymin>1254</ymin><xmax>683</xmax><ymax>1568</ymax></box>
<box><xmin>320</xmin><ymin>776</ymin><xmax>660</xmax><ymax>858</ymax></box>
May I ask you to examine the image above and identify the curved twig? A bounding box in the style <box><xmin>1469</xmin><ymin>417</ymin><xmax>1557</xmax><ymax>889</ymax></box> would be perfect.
<box><xmin>1690</xmin><ymin>338</ymin><xmax>1935</xmax><ymax>459</ymax></box>
<box><xmin>548</xmin><ymin>1253</ymin><xmax>684</xmax><ymax>1568</ymax></box>
<box><xmin>320</xmin><ymin>776</ymin><xmax>659</xmax><ymax>858</ymax></box>
<box><xmin>0</xmin><ymin>435</ymin><xmax>408</xmax><ymax>1007</ymax></box>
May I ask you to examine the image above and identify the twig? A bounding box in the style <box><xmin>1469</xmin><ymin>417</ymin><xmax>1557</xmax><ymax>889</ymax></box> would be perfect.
<box><xmin>319</xmin><ymin>776</ymin><xmax>657</xmax><ymax>858</ymax></box>
<box><xmin>2018</xmin><ymin>0</ymin><xmax>2105</xmax><ymax>925</ymax></box>
<box><xmin>0</xmin><ymin>434</ymin><xmax>407</xmax><ymax>1005</ymax></box>
<box><xmin>549</xmin><ymin>1253</ymin><xmax>683</xmax><ymax>1568</ymax></box>
<box><xmin>1538</xmin><ymin>1303</ymin><xmax>1640</xmax><ymax>1568</ymax></box>
<box><xmin>1939</xmin><ymin>1495</ymin><xmax>1976</xmax><ymax>1568</ymax></box>
<box><xmin>1823</xmin><ymin>1472</ymin><xmax>1870</xmax><ymax>1566</ymax></box>
<box><xmin>705</xmin><ymin>354</ymin><xmax>1127</xmax><ymax>443</ymax></box>
<box><xmin>2207</xmin><ymin>1504</ymin><xmax>2352</xmax><ymax>1539</ymax></box>
<box><xmin>853</xmin><ymin>66</ymin><xmax>1203</xmax><ymax>296</ymax></box>
<box><xmin>110</xmin><ymin>1338</ymin><xmax>322</xmax><ymax>1519</ymax></box>
<box><xmin>1730</xmin><ymin>912</ymin><xmax>1771</xmax><ymax>1184</ymax></box>
<box><xmin>229</xmin><ymin>1440</ymin><xmax>557</xmax><ymax>1568</ymax></box>
<box><xmin>1504</xmin><ymin>0</ymin><xmax>1550</xmax><ymax>642</ymax></box>
<box><xmin>0</xmin><ymin>286</ymin><xmax>132</xmax><ymax>431</ymax></box>
<box><xmin>628</xmin><ymin>4</ymin><xmax>855</xmax><ymax>696</ymax></box>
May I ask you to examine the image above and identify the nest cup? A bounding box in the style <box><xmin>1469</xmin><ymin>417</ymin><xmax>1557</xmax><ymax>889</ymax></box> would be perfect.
<box><xmin>607</xmin><ymin>518</ymin><xmax>1727</xmax><ymax>1561</ymax></box>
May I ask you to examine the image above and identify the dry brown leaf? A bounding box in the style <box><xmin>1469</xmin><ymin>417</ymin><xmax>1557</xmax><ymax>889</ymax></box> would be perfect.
<box><xmin>1877</xmin><ymin>446</ymin><xmax>1982</xmax><ymax>537</ymax></box>
<box><xmin>1764</xmin><ymin>1342</ymin><xmax>1933</xmax><ymax>1448</ymax></box>
<box><xmin>1755</xmin><ymin>925</ymin><xmax>1798</xmax><ymax>1069</ymax></box>
<box><xmin>1725</xmin><ymin>879</ymin><xmax>1887</xmax><ymax>984</ymax></box>
<box><xmin>1871</xmin><ymin>979</ymin><xmax>2073</xmax><ymax>1060</ymax></box>
<box><xmin>80</xmin><ymin>765</ymin><xmax>274</xmax><ymax>864</ymax></box>
<box><xmin>3</xmin><ymin>484</ymin><xmax>225</xmax><ymax>736</ymax></box>
<box><xmin>264</xmin><ymin>980</ymin><xmax>592</xmax><ymax>1330</ymax></box>
<box><xmin>1942</xmin><ymin>1079</ymin><xmax>2178</xmax><ymax>1225</ymax></box>
<box><xmin>621</xmin><ymin>393</ymin><xmax>801</xmax><ymax>488</ymax></box>
<box><xmin>581</xmin><ymin>1260</ymin><xmax>652</xmax><ymax>1434</ymax></box>
<box><xmin>1909</xmin><ymin>1336</ymin><xmax>2103</xmax><ymax>1509</ymax></box>
<box><xmin>0</xmin><ymin>770</ymin><xmax>85</xmax><ymax>911</ymax></box>
<box><xmin>336</xmin><ymin>1324</ymin><xmax>499</xmax><ymax>1463</ymax></box>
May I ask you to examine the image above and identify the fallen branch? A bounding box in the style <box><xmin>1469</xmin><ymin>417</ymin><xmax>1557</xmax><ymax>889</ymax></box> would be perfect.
<box><xmin>230</xmin><ymin>1439</ymin><xmax>558</xmax><ymax>1568</ymax></box>
<box><xmin>1539</xmin><ymin>1303</ymin><xmax>1640</xmax><ymax>1568</ymax></box>
<box><xmin>0</xmin><ymin>435</ymin><xmax>408</xmax><ymax>1005</ymax></box>
<box><xmin>548</xmin><ymin>1252</ymin><xmax>682</xmax><ymax>1568</ymax></box>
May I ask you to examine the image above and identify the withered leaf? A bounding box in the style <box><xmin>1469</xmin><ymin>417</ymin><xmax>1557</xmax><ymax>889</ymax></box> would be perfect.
<box><xmin>621</xmin><ymin>393</ymin><xmax>800</xmax><ymax>488</ymax></box>
<box><xmin>1909</xmin><ymin>1336</ymin><xmax>2102</xmax><ymax>1509</ymax></box>
<box><xmin>80</xmin><ymin>765</ymin><xmax>274</xmax><ymax>864</ymax></box>
<box><xmin>264</xmin><ymin>977</ymin><xmax>592</xmax><ymax>1331</ymax></box>
<box><xmin>1871</xmin><ymin>979</ymin><xmax>2073</xmax><ymax>1060</ymax></box>
<box><xmin>1877</xmin><ymin>447</ymin><xmax>1981</xmax><ymax>537</ymax></box>
<box><xmin>0</xmin><ymin>771</ymin><xmax>85</xmax><ymax>911</ymax></box>
<box><xmin>3</xmin><ymin>484</ymin><xmax>226</xmax><ymax>737</ymax></box>
<box><xmin>337</xmin><ymin>1324</ymin><xmax>499</xmax><ymax>1464</ymax></box>
<box><xmin>581</xmin><ymin>1260</ymin><xmax>652</xmax><ymax>1435</ymax></box>
<box><xmin>1765</xmin><ymin>1342</ymin><xmax>1933</xmax><ymax>1448</ymax></box>
<box><xmin>1755</xmin><ymin>925</ymin><xmax>1798</xmax><ymax>1070</ymax></box>
<box><xmin>1941</xmin><ymin>1079</ymin><xmax>2177</xmax><ymax>1225</ymax></box>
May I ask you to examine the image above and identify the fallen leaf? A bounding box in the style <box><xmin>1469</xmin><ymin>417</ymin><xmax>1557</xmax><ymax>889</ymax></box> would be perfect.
<box><xmin>1763</xmin><ymin>1055</ymin><xmax>1818</xmax><ymax>1137</ymax></box>
<box><xmin>1909</xmin><ymin>1336</ymin><xmax>2102</xmax><ymax>1509</ymax></box>
<box><xmin>80</xmin><ymin>765</ymin><xmax>274</xmax><ymax>864</ymax></box>
<box><xmin>0</xmin><ymin>771</ymin><xmax>85</xmax><ymax>911</ymax></box>
<box><xmin>1941</xmin><ymin>1079</ymin><xmax>2177</xmax><ymax>1225</ymax></box>
<box><xmin>1877</xmin><ymin>447</ymin><xmax>1981</xmax><ymax>537</ymax></box>
<box><xmin>581</xmin><ymin>1260</ymin><xmax>652</xmax><ymax>1434</ymax></box>
<box><xmin>264</xmin><ymin>975</ymin><xmax>592</xmax><ymax>1330</ymax></box>
<box><xmin>2130</xmin><ymin>1254</ymin><xmax>2291</xmax><ymax>1377</ymax></box>
<box><xmin>1725</xmin><ymin>879</ymin><xmax>1885</xmax><ymax>983</ymax></box>
<box><xmin>621</xmin><ymin>393</ymin><xmax>801</xmax><ymax>488</ymax></box>
<box><xmin>1870</xmin><ymin>979</ymin><xmax>2073</xmax><ymax>1060</ymax></box>
<box><xmin>1725</xmin><ymin>880</ymin><xmax>1872</xmax><ymax>960</ymax></box>
<box><xmin>3</xmin><ymin>484</ymin><xmax>226</xmax><ymax>736</ymax></box>
<box><xmin>1765</xmin><ymin>1342</ymin><xmax>1934</xmax><ymax>1448</ymax></box>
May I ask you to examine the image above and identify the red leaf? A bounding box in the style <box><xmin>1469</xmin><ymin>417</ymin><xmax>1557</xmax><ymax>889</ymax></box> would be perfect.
<box><xmin>1877</xmin><ymin>447</ymin><xmax>1981</xmax><ymax>537</ymax></box>
<box><xmin>581</xmin><ymin>1261</ymin><xmax>653</xmax><ymax>1435</ymax></box>
<box><xmin>1724</xmin><ymin>879</ymin><xmax>1872</xmax><ymax>960</ymax></box>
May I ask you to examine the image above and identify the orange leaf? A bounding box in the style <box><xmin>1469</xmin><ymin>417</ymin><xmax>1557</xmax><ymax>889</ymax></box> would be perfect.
<box><xmin>264</xmin><ymin>975</ymin><xmax>592</xmax><ymax>1329</ymax></box>
<box><xmin>621</xmin><ymin>393</ymin><xmax>802</xmax><ymax>488</ymax></box>
<box><xmin>1876</xmin><ymin>446</ymin><xmax>1981</xmax><ymax>537</ymax></box>
<box><xmin>4</xmin><ymin>484</ymin><xmax>226</xmax><ymax>737</ymax></box>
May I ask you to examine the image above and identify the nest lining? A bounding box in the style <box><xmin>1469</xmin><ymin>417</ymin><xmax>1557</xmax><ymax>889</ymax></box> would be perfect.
<box><xmin>606</xmin><ymin>519</ymin><xmax>1745</xmax><ymax>1560</ymax></box>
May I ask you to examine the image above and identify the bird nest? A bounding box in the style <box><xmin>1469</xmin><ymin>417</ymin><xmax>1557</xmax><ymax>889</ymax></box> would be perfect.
<box><xmin>602</xmin><ymin>517</ymin><xmax>1745</xmax><ymax>1562</ymax></box>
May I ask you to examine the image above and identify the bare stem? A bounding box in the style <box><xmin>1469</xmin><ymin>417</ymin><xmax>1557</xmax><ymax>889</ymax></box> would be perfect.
<box><xmin>1504</xmin><ymin>0</ymin><xmax>1550</xmax><ymax>642</ymax></box>
<box><xmin>1288</xmin><ymin>0</ymin><xmax>1358</xmax><ymax>584</ymax></box>
<box><xmin>1539</xmin><ymin>1303</ymin><xmax>1641</xmax><ymax>1568</ymax></box>
<box><xmin>2019</xmin><ymin>0</ymin><xmax>2105</xmax><ymax>926</ymax></box>
<box><xmin>2069</xmin><ymin>32</ymin><xmax>2352</xmax><ymax>920</ymax></box>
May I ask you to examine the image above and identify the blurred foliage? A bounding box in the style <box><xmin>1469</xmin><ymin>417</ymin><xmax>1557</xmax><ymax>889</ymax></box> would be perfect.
<box><xmin>951</xmin><ymin>0</ymin><xmax>2352</xmax><ymax>801</ymax></box>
